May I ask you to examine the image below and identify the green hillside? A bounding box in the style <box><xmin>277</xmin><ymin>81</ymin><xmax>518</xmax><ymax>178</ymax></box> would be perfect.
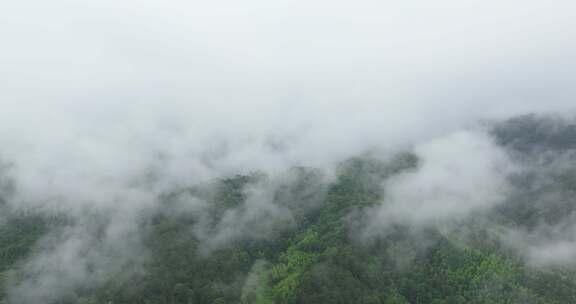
<box><xmin>2</xmin><ymin>115</ymin><xmax>576</xmax><ymax>304</ymax></box>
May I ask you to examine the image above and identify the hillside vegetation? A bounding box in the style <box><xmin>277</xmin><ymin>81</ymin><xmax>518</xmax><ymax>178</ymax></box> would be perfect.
<box><xmin>2</xmin><ymin>115</ymin><xmax>576</xmax><ymax>304</ymax></box>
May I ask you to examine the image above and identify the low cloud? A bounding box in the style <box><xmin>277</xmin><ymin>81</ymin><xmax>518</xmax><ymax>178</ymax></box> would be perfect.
<box><xmin>0</xmin><ymin>0</ymin><xmax>576</xmax><ymax>301</ymax></box>
<box><xmin>361</xmin><ymin>130</ymin><xmax>515</xmax><ymax>238</ymax></box>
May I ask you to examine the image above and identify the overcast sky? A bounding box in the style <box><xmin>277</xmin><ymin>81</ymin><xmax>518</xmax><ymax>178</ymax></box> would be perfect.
<box><xmin>1</xmin><ymin>0</ymin><xmax>576</xmax><ymax>186</ymax></box>
<box><xmin>3</xmin><ymin>1</ymin><xmax>576</xmax><ymax>109</ymax></box>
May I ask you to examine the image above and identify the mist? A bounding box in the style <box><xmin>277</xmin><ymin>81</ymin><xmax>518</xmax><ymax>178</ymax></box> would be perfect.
<box><xmin>1</xmin><ymin>0</ymin><xmax>576</xmax><ymax>303</ymax></box>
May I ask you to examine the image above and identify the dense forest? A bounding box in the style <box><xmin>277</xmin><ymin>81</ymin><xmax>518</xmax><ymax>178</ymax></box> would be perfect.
<box><xmin>2</xmin><ymin>114</ymin><xmax>576</xmax><ymax>304</ymax></box>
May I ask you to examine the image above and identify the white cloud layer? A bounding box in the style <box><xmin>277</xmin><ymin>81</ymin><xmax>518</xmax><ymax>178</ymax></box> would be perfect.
<box><xmin>1</xmin><ymin>0</ymin><xmax>576</xmax><ymax>302</ymax></box>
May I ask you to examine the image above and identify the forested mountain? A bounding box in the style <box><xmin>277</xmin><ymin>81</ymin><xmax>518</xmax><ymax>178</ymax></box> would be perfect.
<box><xmin>2</xmin><ymin>114</ymin><xmax>576</xmax><ymax>304</ymax></box>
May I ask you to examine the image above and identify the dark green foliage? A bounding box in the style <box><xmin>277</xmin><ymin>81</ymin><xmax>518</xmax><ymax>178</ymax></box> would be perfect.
<box><xmin>492</xmin><ymin>114</ymin><xmax>576</xmax><ymax>153</ymax></box>
<box><xmin>2</xmin><ymin>116</ymin><xmax>576</xmax><ymax>303</ymax></box>
<box><xmin>0</xmin><ymin>215</ymin><xmax>47</xmax><ymax>300</ymax></box>
<box><xmin>0</xmin><ymin>217</ymin><xmax>46</xmax><ymax>271</ymax></box>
